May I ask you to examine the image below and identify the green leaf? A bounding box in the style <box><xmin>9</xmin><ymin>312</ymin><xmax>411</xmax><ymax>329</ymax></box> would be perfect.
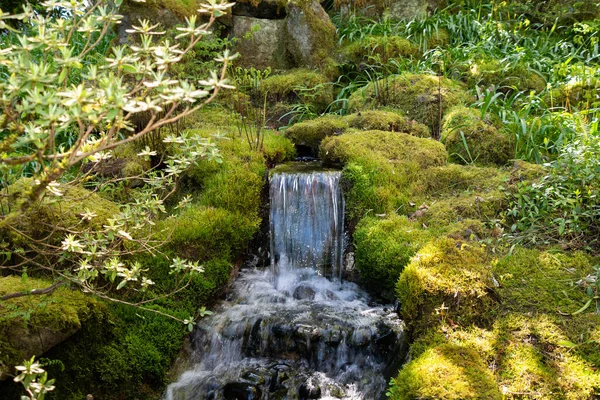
<box><xmin>122</xmin><ymin>64</ymin><xmax>137</xmax><ymax>74</ymax></box>
<box><xmin>58</xmin><ymin>68</ymin><xmax>68</xmax><ymax>84</ymax></box>
<box><xmin>557</xmin><ymin>340</ymin><xmax>577</xmax><ymax>348</ymax></box>
<box><xmin>106</xmin><ymin>108</ymin><xmax>119</xmax><ymax>120</ymax></box>
<box><xmin>116</xmin><ymin>280</ymin><xmax>127</xmax><ymax>290</ymax></box>
<box><xmin>572</xmin><ymin>298</ymin><xmax>593</xmax><ymax>315</ymax></box>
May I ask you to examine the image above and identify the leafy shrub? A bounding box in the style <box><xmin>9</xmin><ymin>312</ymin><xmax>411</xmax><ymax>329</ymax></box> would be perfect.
<box><xmin>507</xmin><ymin>135</ymin><xmax>600</xmax><ymax>249</ymax></box>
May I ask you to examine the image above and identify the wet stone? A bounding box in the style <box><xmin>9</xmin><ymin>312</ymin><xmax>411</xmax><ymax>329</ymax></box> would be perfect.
<box><xmin>241</xmin><ymin>371</ymin><xmax>265</xmax><ymax>385</ymax></box>
<box><xmin>293</xmin><ymin>284</ymin><xmax>316</xmax><ymax>300</ymax></box>
<box><xmin>299</xmin><ymin>380</ymin><xmax>322</xmax><ymax>399</ymax></box>
<box><xmin>223</xmin><ymin>382</ymin><xmax>262</xmax><ymax>400</ymax></box>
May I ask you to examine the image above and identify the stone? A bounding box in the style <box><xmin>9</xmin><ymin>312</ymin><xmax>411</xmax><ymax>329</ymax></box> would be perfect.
<box><xmin>293</xmin><ymin>283</ymin><xmax>316</xmax><ymax>300</ymax></box>
<box><xmin>232</xmin><ymin>16</ymin><xmax>291</xmax><ymax>70</ymax></box>
<box><xmin>284</xmin><ymin>0</ymin><xmax>336</xmax><ymax>68</ymax></box>
<box><xmin>233</xmin><ymin>0</ymin><xmax>287</xmax><ymax>19</ymax></box>
<box><xmin>388</xmin><ymin>0</ymin><xmax>429</xmax><ymax>20</ymax></box>
<box><xmin>299</xmin><ymin>380</ymin><xmax>322</xmax><ymax>399</ymax></box>
<box><xmin>223</xmin><ymin>382</ymin><xmax>262</xmax><ymax>400</ymax></box>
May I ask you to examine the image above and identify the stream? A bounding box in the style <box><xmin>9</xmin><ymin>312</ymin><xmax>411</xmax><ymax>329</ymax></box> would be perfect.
<box><xmin>164</xmin><ymin>170</ymin><xmax>406</xmax><ymax>400</ymax></box>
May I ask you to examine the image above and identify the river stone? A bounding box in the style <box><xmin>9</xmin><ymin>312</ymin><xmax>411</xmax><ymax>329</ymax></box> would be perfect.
<box><xmin>223</xmin><ymin>382</ymin><xmax>262</xmax><ymax>400</ymax></box>
<box><xmin>293</xmin><ymin>283</ymin><xmax>316</xmax><ymax>300</ymax></box>
<box><xmin>284</xmin><ymin>0</ymin><xmax>336</xmax><ymax>67</ymax></box>
<box><xmin>118</xmin><ymin>3</ymin><xmax>182</xmax><ymax>44</ymax></box>
<box><xmin>233</xmin><ymin>0</ymin><xmax>287</xmax><ymax>19</ymax></box>
<box><xmin>232</xmin><ymin>16</ymin><xmax>291</xmax><ymax>69</ymax></box>
<box><xmin>299</xmin><ymin>380</ymin><xmax>322</xmax><ymax>399</ymax></box>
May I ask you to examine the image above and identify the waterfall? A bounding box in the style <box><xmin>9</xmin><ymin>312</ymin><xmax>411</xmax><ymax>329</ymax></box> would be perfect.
<box><xmin>164</xmin><ymin>169</ymin><xmax>406</xmax><ymax>400</ymax></box>
<box><xmin>270</xmin><ymin>171</ymin><xmax>345</xmax><ymax>282</ymax></box>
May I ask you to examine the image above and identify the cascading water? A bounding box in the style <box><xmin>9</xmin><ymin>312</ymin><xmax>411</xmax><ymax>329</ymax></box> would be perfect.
<box><xmin>164</xmin><ymin>169</ymin><xmax>406</xmax><ymax>400</ymax></box>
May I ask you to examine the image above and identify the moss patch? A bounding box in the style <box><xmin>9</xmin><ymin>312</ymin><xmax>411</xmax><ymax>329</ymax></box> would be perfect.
<box><xmin>442</xmin><ymin>106</ymin><xmax>514</xmax><ymax>166</ymax></box>
<box><xmin>347</xmin><ymin>73</ymin><xmax>470</xmax><ymax>137</ymax></box>
<box><xmin>344</xmin><ymin>35</ymin><xmax>420</xmax><ymax>65</ymax></box>
<box><xmin>259</xmin><ymin>69</ymin><xmax>334</xmax><ymax>114</ymax></box>
<box><xmin>396</xmin><ymin>238</ymin><xmax>496</xmax><ymax>335</ymax></box>
<box><xmin>319</xmin><ymin>130</ymin><xmax>447</xmax><ymax>218</ymax></box>
<box><xmin>464</xmin><ymin>58</ymin><xmax>547</xmax><ymax>93</ymax></box>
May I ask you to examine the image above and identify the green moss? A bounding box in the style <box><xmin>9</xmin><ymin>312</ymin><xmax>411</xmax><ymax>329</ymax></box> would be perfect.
<box><xmin>354</xmin><ymin>215</ymin><xmax>431</xmax><ymax>300</ymax></box>
<box><xmin>389</xmin><ymin>344</ymin><xmax>502</xmax><ymax>400</ymax></box>
<box><xmin>0</xmin><ymin>277</ymin><xmax>103</xmax><ymax>375</ymax></box>
<box><xmin>347</xmin><ymin>73</ymin><xmax>470</xmax><ymax>137</ymax></box>
<box><xmin>285</xmin><ymin>115</ymin><xmax>349</xmax><ymax>152</ymax></box>
<box><xmin>465</xmin><ymin>58</ymin><xmax>546</xmax><ymax>92</ymax></box>
<box><xmin>411</xmin><ymin>164</ymin><xmax>507</xmax><ymax>198</ymax></box>
<box><xmin>122</xmin><ymin>0</ymin><xmax>200</xmax><ymax>19</ymax></box>
<box><xmin>344</xmin><ymin>110</ymin><xmax>430</xmax><ymax>137</ymax></box>
<box><xmin>319</xmin><ymin>130</ymin><xmax>447</xmax><ymax>218</ymax></box>
<box><xmin>442</xmin><ymin>106</ymin><xmax>514</xmax><ymax>166</ymax></box>
<box><xmin>344</xmin><ymin>35</ymin><xmax>420</xmax><ymax>65</ymax></box>
<box><xmin>547</xmin><ymin>78</ymin><xmax>600</xmax><ymax>111</ymax></box>
<box><xmin>508</xmin><ymin>160</ymin><xmax>545</xmax><ymax>185</ymax></box>
<box><xmin>259</xmin><ymin>69</ymin><xmax>333</xmax><ymax>113</ymax></box>
<box><xmin>286</xmin><ymin>0</ymin><xmax>337</xmax><ymax>69</ymax></box>
<box><xmin>418</xmin><ymin>190</ymin><xmax>507</xmax><ymax>227</ymax></box>
<box><xmin>396</xmin><ymin>238</ymin><xmax>496</xmax><ymax>334</ymax></box>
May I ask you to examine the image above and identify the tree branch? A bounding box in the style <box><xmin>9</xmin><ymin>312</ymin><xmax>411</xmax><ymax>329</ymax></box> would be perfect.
<box><xmin>0</xmin><ymin>281</ymin><xmax>66</xmax><ymax>301</ymax></box>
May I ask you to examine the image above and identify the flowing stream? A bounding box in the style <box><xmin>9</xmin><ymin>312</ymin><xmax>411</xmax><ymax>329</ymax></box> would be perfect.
<box><xmin>164</xmin><ymin>170</ymin><xmax>406</xmax><ymax>400</ymax></box>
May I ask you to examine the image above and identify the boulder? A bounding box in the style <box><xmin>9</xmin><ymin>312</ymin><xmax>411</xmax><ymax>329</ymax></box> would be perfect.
<box><xmin>233</xmin><ymin>16</ymin><xmax>291</xmax><ymax>70</ymax></box>
<box><xmin>232</xmin><ymin>0</ymin><xmax>287</xmax><ymax>19</ymax></box>
<box><xmin>284</xmin><ymin>0</ymin><xmax>337</xmax><ymax>68</ymax></box>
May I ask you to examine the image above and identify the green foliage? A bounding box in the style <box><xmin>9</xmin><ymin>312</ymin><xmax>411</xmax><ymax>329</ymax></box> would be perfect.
<box><xmin>354</xmin><ymin>215</ymin><xmax>431</xmax><ymax>300</ymax></box>
<box><xmin>347</xmin><ymin>73</ymin><xmax>469</xmax><ymax>137</ymax></box>
<box><xmin>442</xmin><ymin>106</ymin><xmax>514</xmax><ymax>166</ymax></box>
<box><xmin>284</xmin><ymin>115</ymin><xmax>349</xmax><ymax>152</ymax></box>
<box><xmin>506</xmin><ymin>135</ymin><xmax>600</xmax><ymax>249</ymax></box>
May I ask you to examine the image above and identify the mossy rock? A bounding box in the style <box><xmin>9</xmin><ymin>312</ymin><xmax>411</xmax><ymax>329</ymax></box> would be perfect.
<box><xmin>284</xmin><ymin>115</ymin><xmax>349</xmax><ymax>153</ymax></box>
<box><xmin>465</xmin><ymin>58</ymin><xmax>546</xmax><ymax>93</ymax></box>
<box><xmin>258</xmin><ymin>69</ymin><xmax>333</xmax><ymax>113</ymax></box>
<box><xmin>284</xmin><ymin>0</ymin><xmax>337</xmax><ymax>69</ymax></box>
<box><xmin>389</xmin><ymin>344</ymin><xmax>502</xmax><ymax>400</ymax></box>
<box><xmin>320</xmin><ymin>130</ymin><xmax>447</xmax><ymax>217</ymax></box>
<box><xmin>284</xmin><ymin>111</ymin><xmax>429</xmax><ymax>154</ymax></box>
<box><xmin>354</xmin><ymin>214</ymin><xmax>431</xmax><ymax>300</ymax></box>
<box><xmin>344</xmin><ymin>35</ymin><xmax>420</xmax><ymax>65</ymax></box>
<box><xmin>418</xmin><ymin>190</ymin><xmax>507</xmax><ymax>227</ymax></box>
<box><xmin>508</xmin><ymin>0</ymin><xmax>600</xmax><ymax>25</ymax></box>
<box><xmin>347</xmin><ymin>73</ymin><xmax>470</xmax><ymax>137</ymax></box>
<box><xmin>396</xmin><ymin>238</ymin><xmax>496</xmax><ymax>334</ymax></box>
<box><xmin>441</xmin><ymin>106</ymin><xmax>514</xmax><ymax>166</ymax></box>
<box><xmin>547</xmin><ymin>78</ymin><xmax>600</xmax><ymax>111</ymax></box>
<box><xmin>0</xmin><ymin>277</ymin><xmax>104</xmax><ymax>376</ymax></box>
<box><xmin>508</xmin><ymin>160</ymin><xmax>545</xmax><ymax>185</ymax></box>
<box><xmin>344</xmin><ymin>110</ymin><xmax>430</xmax><ymax>137</ymax></box>
<box><xmin>411</xmin><ymin>164</ymin><xmax>507</xmax><ymax>198</ymax></box>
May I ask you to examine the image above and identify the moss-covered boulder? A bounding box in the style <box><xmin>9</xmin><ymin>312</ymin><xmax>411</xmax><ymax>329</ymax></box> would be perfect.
<box><xmin>344</xmin><ymin>110</ymin><xmax>430</xmax><ymax>136</ymax></box>
<box><xmin>284</xmin><ymin>110</ymin><xmax>430</xmax><ymax>154</ymax></box>
<box><xmin>396</xmin><ymin>238</ymin><xmax>496</xmax><ymax>334</ymax></box>
<box><xmin>354</xmin><ymin>215</ymin><xmax>431</xmax><ymax>300</ymax></box>
<box><xmin>344</xmin><ymin>35</ymin><xmax>420</xmax><ymax>65</ymax></box>
<box><xmin>389</xmin><ymin>344</ymin><xmax>502</xmax><ymax>400</ymax></box>
<box><xmin>348</xmin><ymin>73</ymin><xmax>469</xmax><ymax>137</ymax></box>
<box><xmin>233</xmin><ymin>16</ymin><xmax>290</xmax><ymax>70</ymax></box>
<box><xmin>411</xmin><ymin>164</ymin><xmax>507</xmax><ymax>198</ymax></box>
<box><xmin>320</xmin><ymin>130</ymin><xmax>447</xmax><ymax>217</ymax></box>
<box><xmin>547</xmin><ymin>77</ymin><xmax>600</xmax><ymax>111</ymax></box>
<box><xmin>0</xmin><ymin>277</ymin><xmax>104</xmax><ymax>378</ymax></box>
<box><xmin>442</xmin><ymin>106</ymin><xmax>514</xmax><ymax>166</ymax></box>
<box><xmin>285</xmin><ymin>0</ymin><xmax>337</xmax><ymax>68</ymax></box>
<box><xmin>259</xmin><ymin>69</ymin><xmax>333</xmax><ymax>114</ymax></box>
<box><xmin>465</xmin><ymin>58</ymin><xmax>546</xmax><ymax>92</ymax></box>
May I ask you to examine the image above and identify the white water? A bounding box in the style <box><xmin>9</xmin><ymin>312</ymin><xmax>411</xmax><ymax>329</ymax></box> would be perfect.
<box><xmin>164</xmin><ymin>170</ymin><xmax>405</xmax><ymax>400</ymax></box>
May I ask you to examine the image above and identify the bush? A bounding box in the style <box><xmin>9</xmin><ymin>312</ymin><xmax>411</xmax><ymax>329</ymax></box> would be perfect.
<box><xmin>354</xmin><ymin>215</ymin><xmax>431</xmax><ymax>300</ymax></box>
<box><xmin>506</xmin><ymin>136</ymin><xmax>600</xmax><ymax>249</ymax></box>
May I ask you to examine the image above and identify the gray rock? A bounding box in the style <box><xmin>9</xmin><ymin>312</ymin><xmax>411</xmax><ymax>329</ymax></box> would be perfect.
<box><xmin>284</xmin><ymin>0</ymin><xmax>336</xmax><ymax>67</ymax></box>
<box><xmin>293</xmin><ymin>283</ymin><xmax>316</xmax><ymax>300</ymax></box>
<box><xmin>233</xmin><ymin>0</ymin><xmax>287</xmax><ymax>19</ymax></box>
<box><xmin>232</xmin><ymin>16</ymin><xmax>291</xmax><ymax>69</ymax></box>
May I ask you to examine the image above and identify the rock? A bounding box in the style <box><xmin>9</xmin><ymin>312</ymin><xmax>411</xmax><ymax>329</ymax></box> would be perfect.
<box><xmin>293</xmin><ymin>284</ymin><xmax>316</xmax><ymax>300</ymax></box>
<box><xmin>233</xmin><ymin>0</ymin><xmax>287</xmax><ymax>19</ymax></box>
<box><xmin>299</xmin><ymin>380</ymin><xmax>322</xmax><ymax>399</ymax></box>
<box><xmin>284</xmin><ymin>0</ymin><xmax>336</xmax><ymax>68</ymax></box>
<box><xmin>118</xmin><ymin>2</ymin><xmax>183</xmax><ymax>44</ymax></box>
<box><xmin>232</xmin><ymin>16</ymin><xmax>291</xmax><ymax>70</ymax></box>
<box><xmin>388</xmin><ymin>0</ymin><xmax>429</xmax><ymax>20</ymax></box>
<box><xmin>223</xmin><ymin>382</ymin><xmax>262</xmax><ymax>400</ymax></box>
